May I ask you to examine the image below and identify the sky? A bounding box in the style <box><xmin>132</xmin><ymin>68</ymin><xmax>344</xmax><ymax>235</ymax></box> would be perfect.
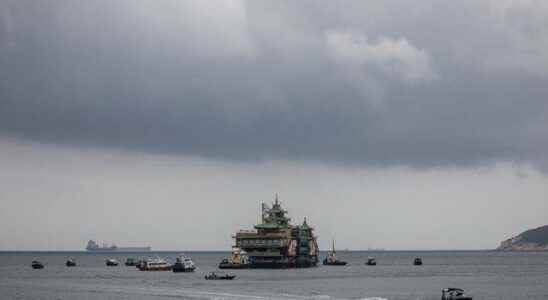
<box><xmin>0</xmin><ymin>0</ymin><xmax>547</xmax><ymax>250</ymax></box>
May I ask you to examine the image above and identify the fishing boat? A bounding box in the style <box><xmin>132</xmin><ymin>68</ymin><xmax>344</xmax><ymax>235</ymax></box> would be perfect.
<box><xmin>414</xmin><ymin>257</ymin><xmax>423</xmax><ymax>265</ymax></box>
<box><xmin>172</xmin><ymin>254</ymin><xmax>196</xmax><ymax>272</ymax></box>
<box><xmin>66</xmin><ymin>259</ymin><xmax>76</xmax><ymax>267</ymax></box>
<box><xmin>441</xmin><ymin>288</ymin><xmax>473</xmax><ymax>300</ymax></box>
<box><xmin>31</xmin><ymin>260</ymin><xmax>44</xmax><ymax>269</ymax></box>
<box><xmin>105</xmin><ymin>258</ymin><xmax>119</xmax><ymax>266</ymax></box>
<box><xmin>137</xmin><ymin>257</ymin><xmax>171</xmax><ymax>271</ymax></box>
<box><xmin>365</xmin><ymin>257</ymin><xmax>377</xmax><ymax>266</ymax></box>
<box><xmin>204</xmin><ymin>272</ymin><xmax>236</xmax><ymax>280</ymax></box>
<box><xmin>322</xmin><ymin>239</ymin><xmax>347</xmax><ymax>266</ymax></box>
<box><xmin>218</xmin><ymin>248</ymin><xmax>249</xmax><ymax>269</ymax></box>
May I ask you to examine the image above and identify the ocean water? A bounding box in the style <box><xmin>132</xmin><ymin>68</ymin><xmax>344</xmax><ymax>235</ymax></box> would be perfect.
<box><xmin>1</xmin><ymin>251</ymin><xmax>547</xmax><ymax>300</ymax></box>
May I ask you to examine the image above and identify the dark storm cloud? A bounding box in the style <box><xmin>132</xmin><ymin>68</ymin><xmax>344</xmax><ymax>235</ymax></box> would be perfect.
<box><xmin>1</xmin><ymin>0</ymin><xmax>547</xmax><ymax>169</ymax></box>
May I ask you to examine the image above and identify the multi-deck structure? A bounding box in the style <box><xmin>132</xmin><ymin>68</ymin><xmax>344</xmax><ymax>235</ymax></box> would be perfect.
<box><xmin>232</xmin><ymin>196</ymin><xmax>319</xmax><ymax>268</ymax></box>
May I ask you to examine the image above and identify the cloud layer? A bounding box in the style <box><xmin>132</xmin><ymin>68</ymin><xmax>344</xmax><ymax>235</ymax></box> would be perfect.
<box><xmin>1</xmin><ymin>0</ymin><xmax>547</xmax><ymax>169</ymax></box>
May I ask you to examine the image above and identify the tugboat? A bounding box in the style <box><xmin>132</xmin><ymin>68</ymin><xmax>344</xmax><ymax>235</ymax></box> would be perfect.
<box><xmin>31</xmin><ymin>260</ymin><xmax>44</xmax><ymax>269</ymax></box>
<box><xmin>231</xmin><ymin>195</ymin><xmax>319</xmax><ymax>268</ymax></box>
<box><xmin>172</xmin><ymin>254</ymin><xmax>196</xmax><ymax>272</ymax></box>
<box><xmin>323</xmin><ymin>239</ymin><xmax>347</xmax><ymax>266</ymax></box>
<box><xmin>414</xmin><ymin>257</ymin><xmax>423</xmax><ymax>265</ymax></box>
<box><xmin>66</xmin><ymin>259</ymin><xmax>77</xmax><ymax>267</ymax></box>
<box><xmin>204</xmin><ymin>272</ymin><xmax>236</xmax><ymax>280</ymax></box>
<box><xmin>365</xmin><ymin>257</ymin><xmax>377</xmax><ymax>266</ymax></box>
<box><xmin>137</xmin><ymin>257</ymin><xmax>172</xmax><ymax>271</ymax></box>
<box><xmin>441</xmin><ymin>288</ymin><xmax>473</xmax><ymax>300</ymax></box>
<box><xmin>124</xmin><ymin>258</ymin><xmax>137</xmax><ymax>266</ymax></box>
<box><xmin>219</xmin><ymin>248</ymin><xmax>249</xmax><ymax>269</ymax></box>
<box><xmin>105</xmin><ymin>258</ymin><xmax>119</xmax><ymax>266</ymax></box>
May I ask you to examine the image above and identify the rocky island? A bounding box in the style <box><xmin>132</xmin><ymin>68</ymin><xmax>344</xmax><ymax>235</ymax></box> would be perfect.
<box><xmin>497</xmin><ymin>225</ymin><xmax>548</xmax><ymax>251</ymax></box>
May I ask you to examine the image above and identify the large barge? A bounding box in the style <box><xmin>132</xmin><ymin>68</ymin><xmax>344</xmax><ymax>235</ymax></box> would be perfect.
<box><xmin>231</xmin><ymin>195</ymin><xmax>319</xmax><ymax>268</ymax></box>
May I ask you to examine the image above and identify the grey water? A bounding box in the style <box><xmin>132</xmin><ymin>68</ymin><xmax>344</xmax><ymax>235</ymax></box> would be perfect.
<box><xmin>1</xmin><ymin>251</ymin><xmax>547</xmax><ymax>300</ymax></box>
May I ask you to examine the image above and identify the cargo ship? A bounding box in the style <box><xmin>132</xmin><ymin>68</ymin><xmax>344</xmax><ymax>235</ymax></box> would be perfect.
<box><xmin>86</xmin><ymin>240</ymin><xmax>151</xmax><ymax>252</ymax></box>
<box><xmin>230</xmin><ymin>195</ymin><xmax>319</xmax><ymax>268</ymax></box>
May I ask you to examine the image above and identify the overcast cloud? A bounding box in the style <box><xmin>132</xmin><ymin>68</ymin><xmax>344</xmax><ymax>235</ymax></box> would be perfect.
<box><xmin>1</xmin><ymin>0</ymin><xmax>546</xmax><ymax>169</ymax></box>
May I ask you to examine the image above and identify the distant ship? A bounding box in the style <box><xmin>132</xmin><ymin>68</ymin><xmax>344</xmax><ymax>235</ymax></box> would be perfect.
<box><xmin>86</xmin><ymin>240</ymin><xmax>151</xmax><ymax>252</ymax></box>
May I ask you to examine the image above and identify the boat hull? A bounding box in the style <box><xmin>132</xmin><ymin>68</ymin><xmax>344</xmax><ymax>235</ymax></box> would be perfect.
<box><xmin>323</xmin><ymin>260</ymin><xmax>347</xmax><ymax>266</ymax></box>
<box><xmin>172</xmin><ymin>264</ymin><xmax>195</xmax><ymax>273</ymax></box>
<box><xmin>218</xmin><ymin>263</ymin><xmax>249</xmax><ymax>269</ymax></box>
<box><xmin>137</xmin><ymin>266</ymin><xmax>172</xmax><ymax>271</ymax></box>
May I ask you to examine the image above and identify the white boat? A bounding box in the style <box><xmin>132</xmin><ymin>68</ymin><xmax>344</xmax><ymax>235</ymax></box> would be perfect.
<box><xmin>172</xmin><ymin>254</ymin><xmax>196</xmax><ymax>272</ymax></box>
<box><xmin>137</xmin><ymin>257</ymin><xmax>171</xmax><ymax>271</ymax></box>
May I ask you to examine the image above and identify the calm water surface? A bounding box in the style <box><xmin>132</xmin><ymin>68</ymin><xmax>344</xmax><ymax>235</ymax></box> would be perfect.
<box><xmin>1</xmin><ymin>251</ymin><xmax>547</xmax><ymax>300</ymax></box>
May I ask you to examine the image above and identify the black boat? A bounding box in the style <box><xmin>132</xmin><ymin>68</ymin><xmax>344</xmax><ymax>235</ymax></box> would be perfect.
<box><xmin>105</xmin><ymin>258</ymin><xmax>119</xmax><ymax>266</ymax></box>
<box><xmin>125</xmin><ymin>258</ymin><xmax>137</xmax><ymax>266</ymax></box>
<box><xmin>441</xmin><ymin>288</ymin><xmax>473</xmax><ymax>300</ymax></box>
<box><xmin>365</xmin><ymin>257</ymin><xmax>377</xmax><ymax>266</ymax></box>
<box><xmin>204</xmin><ymin>272</ymin><xmax>236</xmax><ymax>280</ymax></box>
<box><xmin>413</xmin><ymin>257</ymin><xmax>423</xmax><ymax>265</ymax></box>
<box><xmin>66</xmin><ymin>259</ymin><xmax>76</xmax><ymax>267</ymax></box>
<box><xmin>323</xmin><ymin>259</ymin><xmax>347</xmax><ymax>266</ymax></box>
<box><xmin>322</xmin><ymin>239</ymin><xmax>347</xmax><ymax>266</ymax></box>
<box><xmin>31</xmin><ymin>260</ymin><xmax>44</xmax><ymax>269</ymax></box>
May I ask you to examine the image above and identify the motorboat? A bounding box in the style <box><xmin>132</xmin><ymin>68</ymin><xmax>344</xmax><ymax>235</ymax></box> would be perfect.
<box><xmin>105</xmin><ymin>258</ymin><xmax>119</xmax><ymax>266</ymax></box>
<box><xmin>322</xmin><ymin>239</ymin><xmax>347</xmax><ymax>266</ymax></box>
<box><xmin>66</xmin><ymin>259</ymin><xmax>76</xmax><ymax>267</ymax></box>
<box><xmin>172</xmin><ymin>254</ymin><xmax>196</xmax><ymax>272</ymax></box>
<box><xmin>414</xmin><ymin>257</ymin><xmax>423</xmax><ymax>265</ymax></box>
<box><xmin>218</xmin><ymin>247</ymin><xmax>249</xmax><ymax>269</ymax></box>
<box><xmin>124</xmin><ymin>257</ymin><xmax>138</xmax><ymax>266</ymax></box>
<box><xmin>441</xmin><ymin>288</ymin><xmax>473</xmax><ymax>300</ymax></box>
<box><xmin>204</xmin><ymin>272</ymin><xmax>236</xmax><ymax>280</ymax></box>
<box><xmin>31</xmin><ymin>260</ymin><xmax>44</xmax><ymax>269</ymax></box>
<box><xmin>137</xmin><ymin>257</ymin><xmax>171</xmax><ymax>271</ymax></box>
<box><xmin>365</xmin><ymin>257</ymin><xmax>377</xmax><ymax>266</ymax></box>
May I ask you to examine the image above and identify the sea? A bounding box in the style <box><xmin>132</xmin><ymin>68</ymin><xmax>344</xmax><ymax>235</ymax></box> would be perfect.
<box><xmin>1</xmin><ymin>251</ymin><xmax>547</xmax><ymax>300</ymax></box>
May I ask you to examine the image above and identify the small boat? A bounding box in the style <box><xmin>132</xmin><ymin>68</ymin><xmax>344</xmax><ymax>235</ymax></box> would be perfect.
<box><xmin>105</xmin><ymin>258</ymin><xmax>119</xmax><ymax>266</ymax></box>
<box><xmin>137</xmin><ymin>257</ymin><xmax>171</xmax><ymax>271</ymax></box>
<box><xmin>124</xmin><ymin>257</ymin><xmax>138</xmax><ymax>266</ymax></box>
<box><xmin>413</xmin><ymin>257</ymin><xmax>423</xmax><ymax>265</ymax></box>
<box><xmin>204</xmin><ymin>272</ymin><xmax>236</xmax><ymax>280</ymax></box>
<box><xmin>172</xmin><ymin>254</ymin><xmax>196</xmax><ymax>273</ymax></box>
<box><xmin>218</xmin><ymin>247</ymin><xmax>249</xmax><ymax>269</ymax></box>
<box><xmin>322</xmin><ymin>239</ymin><xmax>347</xmax><ymax>266</ymax></box>
<box><xmin>365</xmin><ymin>257</ymin><xmax>377</xmax><ymax>266</ymax></box>
<box><xmin>31</xmin><ymin>260</ymin><xmax>44</xmax><ymax>269</ymax></box>
<box><xmin>441</xmin><ymin>288</ymin><xmax>473</xmax><ymax>300</ymax></box>
<box><xmin>66</xmin><ymin>259</ymin><xmax>77</xmax><ymax>267</ymax></box>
